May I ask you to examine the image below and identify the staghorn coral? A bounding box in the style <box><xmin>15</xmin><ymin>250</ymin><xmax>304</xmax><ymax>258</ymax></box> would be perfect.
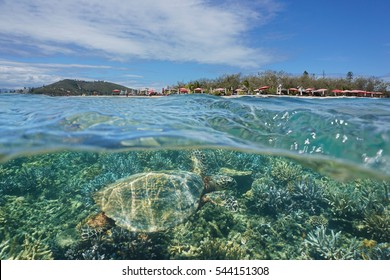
<box><xmin>65</xmin><ymin>226</ymin><xmax>168</xmax><ymax>260</ymax></box>
<box><xmin>0</xmin><ymin>152</ymin><xmax>102</xmax><ymax>199</ymax></box>
<box><xmin>307</xmin><ymin>215</ymin><xmax>329</xmax><ymax>228</ymax></box>
<box><xmin>359</xmin><ymin>241</ymin><xmax>390</xmax><ymax>260</ymax></box>
<box><xmin>270</xmin><ymin>158</ymin><xmax>303</xmax><ymax>187</ymax></box>
<box><xmin>213</xmin><ymin>149</ymin><xmax>269</xmax><ymax>176</ymax></box>
<box><xmin>0</xmin><ymin>194</ymin><xmax>89</xmax><ymax>259</ymax></box>
<box><xmin>247</xmin><ymin>177</ymin><xmax>292</xmax><ymax>215</ymax></box>
<box><xmin>246</xmin><ymin>159</ymin><xmax>327</xmax><ymax>216</ymax></box>
<box><xmin>303</xmin><ymin>226</ymin><xmax>359</xmax><ymax>260</ymax></box>
<box><xmin>169</xmin><ymin>233</ymin><xmax>251</xmax><ymax>260</ymax></box>
<box><xmin>234</xmin><ymin>212</ymin><xmax>305</xmax><ymax>260</ymax></box>
<box><xmin>15</xmin><ymin>234</ymin><xmax>54</xmax><ymax>260</ymax></box>
<box><xmin>0</xmin><ymin>239</ymin><xmax>11</xmax><ymax>259</ymax></box>
<box><xmin>290</xmin><ymin>178</ymin><xmax>327</xmax><ymax>214</ymax></box>
<box><xmin>0</xmin><ymin>208</ymin><xmax>7</xmax><ymax>225</ymax></box>
<box><xmin>323</xmin><ymin>178</ymin><xmax>388</xmax><ymax>220</ymax></box>
<box><xmin>197</xmin><ymin>236</ymin><xmax>250</xmax><ymax>259</ymax></box>
<box><xmin>0</xmin><ymin>233</ymin><xmax>53</xmax><ymax>260</ymax></box>
<box><xmin>168</xmin><ymin>202</ymin><xmax>238</xmax><ymax>259</ymax></box>
<box><xmin>133</xmin><ymin>150</ymin><xmax>187</xmax><ymax>172</ymax></box>
<box><xmin>272</xmin><ymin>211</ymin><xmax>307</xmax><ymax>240</ymax></box>
<box><xmin>362</xmin><ymin>211</ymin><xmax>390</xmax><ymax>243</ymax></box>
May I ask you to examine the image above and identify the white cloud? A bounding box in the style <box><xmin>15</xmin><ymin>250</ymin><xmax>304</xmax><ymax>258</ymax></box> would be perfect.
<box><xmin>0</xmin><ymin>0</ymin><xmax>281</xmax><ymax>67</ymax></box>
<box><xmin>0</xmin><ymin>60</ymin><xmax>113</xmax><ymax>88</ymax></box>
<box><xmin>124</xmin><ymin>74</ymin><xmax>144</xmax><ymax>79</ymax></box>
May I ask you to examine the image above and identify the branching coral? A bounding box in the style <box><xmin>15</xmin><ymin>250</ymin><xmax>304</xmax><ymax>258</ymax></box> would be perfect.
<box><xmin>359</xmin><ymin>240</ymin><xmax>390</xmax><ymax>260</ymax></box>
<box><xmin>247</xmin><ymin>178</ymin><xmax>292</xmax><ymax>215</ymax></box>
<box><xmin>197</xmin><ymin>236</ymin><xmax>250</xmax><ymax>259</ymax></box>
<box><xmin>168</xmin><ymin>202</ymin><xmax>240</xmax><ymax>259</ymax></box>
<box><xmin>323</xmin><ymin>178</ymin><xmax>388</xmax><ymax>220</ymax></box>
<box><xmin>270</xmin><ymin>158</ymin><xmax>303</xmax><ymax>187</ymax></box>
<box><xmin>0</xmin><ymin>194</ymin><xmax>89</xmax><ymax>259</ymax></box>
<box><xmin>0</xmin><ymin>233</ymin><xmax>53</xmax><ymax>260</ymax></box>
<box><xmin>290</xmin><ymin>178</ymin><xmax>327</xmax><ymax>214</ymax></box>
<box><xmin>362</xmin><ymin>211</ymin><xmax>390</xmax><ymax>243</ymax></box>
<box><xmin>65</xmin><ymin>227</ymin><xmax>168</xmax><ymax>260</ymax></box>
<box><xmin>303</xmin><ymin>226</ymin><xmax>359</xmax><ymax>260</ymax></box>
<box><xmin>307</xmin><ymin>215</ymin><xmax>329</xmax><ymax>228</ymax></box>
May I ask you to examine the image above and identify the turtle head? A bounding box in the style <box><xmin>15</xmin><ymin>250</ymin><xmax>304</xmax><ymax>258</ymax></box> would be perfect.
<box><xmin>204</xmin><ymin>175</ymin><xmax>236</xmax><ymax>193</ymax></box>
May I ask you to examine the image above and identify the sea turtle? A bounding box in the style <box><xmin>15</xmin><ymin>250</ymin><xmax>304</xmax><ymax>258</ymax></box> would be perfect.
<box><xmin>93</xmin><ymin>152</ymin><xmax>236</xmax><ymax>232</ymax></box>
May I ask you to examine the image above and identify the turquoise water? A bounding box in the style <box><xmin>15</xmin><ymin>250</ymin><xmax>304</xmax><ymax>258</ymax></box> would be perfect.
<box><xmin>0</xmin><ymin>93</ymin><xmax>389</xmax><ymax>259</ymax></box>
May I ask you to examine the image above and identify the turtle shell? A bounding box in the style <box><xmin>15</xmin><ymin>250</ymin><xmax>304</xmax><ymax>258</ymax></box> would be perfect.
<box><xmin>93</xmin><ymin>171</ymin><xmax>204</xmax><ymax>232</ymax></box>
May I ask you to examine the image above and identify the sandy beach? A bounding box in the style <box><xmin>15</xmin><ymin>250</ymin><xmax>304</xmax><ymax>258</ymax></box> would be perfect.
<box><xmin>72</xmin><ymin>94</ymin><xmax>368</xmax><ymax>99</ymax></box>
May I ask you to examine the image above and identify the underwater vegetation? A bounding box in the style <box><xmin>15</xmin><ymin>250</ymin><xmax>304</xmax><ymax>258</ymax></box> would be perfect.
<box><xmin>0</xmin><ymin>149</ymin><xmax>388</xmax><ymax>260</ymax></box>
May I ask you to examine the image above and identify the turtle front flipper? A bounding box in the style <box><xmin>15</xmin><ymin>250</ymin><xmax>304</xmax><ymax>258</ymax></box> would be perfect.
<box><xmin>197</xmin><ymin>194</ymin><xmax>211</xmax><ymax>210</ymax></box>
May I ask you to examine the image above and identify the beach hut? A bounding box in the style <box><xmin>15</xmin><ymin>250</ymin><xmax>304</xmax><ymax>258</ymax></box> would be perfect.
<box><xmin>257</xmin><ymin>86</ymin><xmax>270</xmax><ymax>95</ymax></box>
<box><xmin>350</xmin><ymin>90</ymin><xmax>366</xmax><ymax>97</ymax></box>
<box><xmin>342</xmin><ymin>90</ymin><xmax>352</xmax><ymax>96</ymax></box>
<box><xmin>194</xmin><ymin>87</ymin><xmax>203</xmax><ymax>93</ymax></box>
<box><xmin>288</xmin><ymin>88</ymin><xmax>298</xmax><ymax>95</ymax></box>
<box><xmin>179</xmin><ymin>87</ymin><xmax>189</xmax><ymax>94</ymax></box>
<box><xmin>313</xmin><ymin>88</ymin><xmax>328</xmax><ymax>96</ymax></box>
<box><xmin>331</xmin><ymin>89</ymin><xmax>343</xmax><ymax>96</ymax></box>
<box><xmin>305</xmin><ymin>88</ymin><xmax>315</xmax><ymax>96</ymax></box>
<box><xmin>373</xmin><ymin>92</ymin><xmax>383</xmax><ymax>98</ymax></box>
<box><xmin>235</xmin><ymin>88</ymin><xmax>245</xmax><ymax>95</ymax></box>
<box><xmin>112</xmin><ymin>89</ymin><xmax>120</xmax><ymax>94</ymax></box>
<box><xmin>148</xmin><ymin>89</ymin><xmax>157</xmax><ymax>95</ymax></box>
<box><xmin>213</xmin><ymin>88</ymin><xmax>226</xmax><ymax>95</ymax></box>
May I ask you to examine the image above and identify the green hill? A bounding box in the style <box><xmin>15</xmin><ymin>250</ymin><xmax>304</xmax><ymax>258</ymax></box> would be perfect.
<box><xmin>30</xmin><ymin>79</ymin><xmax>135</xmax><ymax>96</ymax></box>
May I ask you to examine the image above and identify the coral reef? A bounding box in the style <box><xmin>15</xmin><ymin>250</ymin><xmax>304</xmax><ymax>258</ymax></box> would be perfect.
<box><xmin>0</xmin><ymin>149</ymin><xmax>388</xmax><ymax>260</ymax></box>
<box><xmin>0</xmin><ymin>193</ymin><xmax>88</xmax><ymax>260</ymax></box>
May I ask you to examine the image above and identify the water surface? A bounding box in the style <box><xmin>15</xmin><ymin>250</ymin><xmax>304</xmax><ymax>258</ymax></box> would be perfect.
<box><xmin>0</xmin><ymin>94</ymin><xmax>389</xmax><ymax>260</ymax></box>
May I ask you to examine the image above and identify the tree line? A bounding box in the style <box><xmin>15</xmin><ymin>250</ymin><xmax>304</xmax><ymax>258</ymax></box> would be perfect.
<box><xmin>173</xmin><ymin>71</ymin><xmax>389</xmax><ymax>96</ymax></box>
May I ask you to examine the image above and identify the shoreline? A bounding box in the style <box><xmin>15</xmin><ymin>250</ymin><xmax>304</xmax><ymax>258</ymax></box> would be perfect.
<box><xmin>66</xmin><ymin>94</ymin><xmax>385</xmax><ymax>99</ymax></box>
<box><xmin>4</xmin><ymin>92</ymin><xmax>388</xmax><ymax>99</ymax></box>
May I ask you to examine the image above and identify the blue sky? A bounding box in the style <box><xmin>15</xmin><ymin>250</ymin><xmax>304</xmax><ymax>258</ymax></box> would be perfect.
<box><xmin>0</xmin><ymin>0</ymin><xmax>389</xmax><ymax>90</ymax></box>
